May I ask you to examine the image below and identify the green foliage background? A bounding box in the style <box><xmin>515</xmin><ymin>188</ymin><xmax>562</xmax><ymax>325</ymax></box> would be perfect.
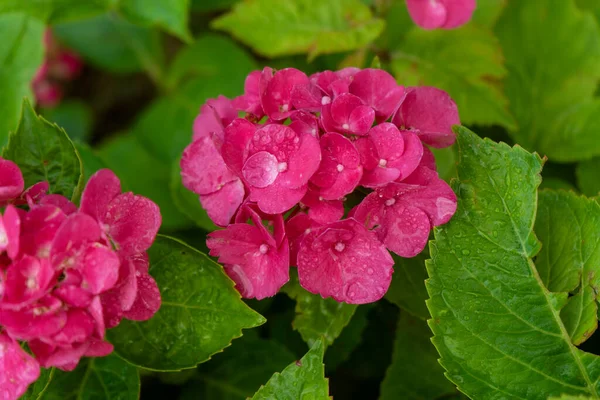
<box><xmin>3</xmin><ymin>0</ymin><xmax>600</xmax><ymax>399</ymax></box>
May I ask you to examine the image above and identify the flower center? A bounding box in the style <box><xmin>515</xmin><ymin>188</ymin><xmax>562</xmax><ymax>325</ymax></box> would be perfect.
<box><xmin>334</xmin><ymin>242</ymin><xmax>345</xmax><ymax>252</ymax></box>
<box><xmin>259</xmin><ymin>244</ymin><xmax>269</xmax><ymax>254</ymax></box>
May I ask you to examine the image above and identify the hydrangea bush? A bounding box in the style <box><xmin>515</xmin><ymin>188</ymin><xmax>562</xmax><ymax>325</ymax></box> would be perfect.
<box><xmin>3</xmin><ymin>0</ymin><xmax>600</xmax><ymax>399</ymax></box>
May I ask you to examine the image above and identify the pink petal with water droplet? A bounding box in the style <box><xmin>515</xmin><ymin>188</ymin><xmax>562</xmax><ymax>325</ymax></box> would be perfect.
<box><xmin>0</xmin><ymin>158</ymin><xmax>24</xmax><ymax>203</ymax></box>
<box><xmin>393</xmin><ymin>87</ymin><xmax>459</xmax><ymax>148</ymax></box>
<box><xmin>222</xmin><ymin>118</ymin><xmax>257</xmax><ymax>177</ymax></box>
<box><xmin>301</xmin><ymin>186</ymin><xmax>344</xmax><ymax>224</ymax></box>
<box><xmin>193</xmin><ymin>96</ymin><xmax>237</xmax><ymax>142</ymax></box>
<box><xmin>280</xmin><ymin>132</ymin><xmax>321</xmax><ymax>189</ymax></box>
<box><xmin>379</xmin><ymin>204</ymin><xmax>431</xmax><ymax>257</ymax></box>
<box><xmin>260</xmin><ymin>68</ymin><xmax>310</xmax><ymax>120</ymax></box>
<box><xmin>3</xmin><ymin>256</ymin><xmax>55</xmax><ymax>309</ymax></box>
<box><xmin>1</xmin><ymin>205</ymin><xmax>21</xmax><ymax>259</ymax></box>
<box><xmin>100</xmin><ymin>258</ymin><xmax>137</xmax><ymax>329</ymax></box>
<box><xmin>311</xmin><ymin>133</ymin><xmax>362</xmax><ymax>200</ymax></box>
<box><xmin>249</xmin><ymin>182</ymin><xmax>307</xmax><ymax>214</ymax></box>
<box><xmin>297</xmin><ymin>218</ymin><xmax>393</xmax><ymax>304</ymax></box>
<box><xmin>0</xmin><ymin>332</ymin><xmax>40</xmax><ymax>400</ymax></box>
<box><xmin>80</xmin><ymin>169</ymin><xmax>122</xmax><ymax>221</ymax></box>
<box><xmin>286</xmin><ymin>213</ymin><xmax>321</xmax><ymax>266</ymax></box>
<box><xmin>290</xmin><ymin>111</ymin><xmax>319</xmax><ymax>138</ymax></box>
<box><xmin>233</xmin><ymin>70</ymin><xmax>263</xmax><ymax>116</ymax></box>
<box><xmin>123</xmin><ymin>273</ymin><xmax>161</xmax><ymax>321</ymax></box>
<box><xmin>51</xmin><ymin>308</ymin><xmax>94</xmax><ymax>345</ymax></box>
<box><xmin>349</xmin><ymin>69</ymin><xmax>405</xmax><ymax>122</ymax></box>
<box><xmin>181</xmin><ymin>137</ymin><xmax>239</xmax><ymax>195</ymax></box>
<box><xmin>104</xmin><ymin>193</ymin><xmax>161</xmax><ymax>256</ymax></box>
<box><xmin>406</xmin><ymin>0</ymin><xmax>447</xmax><ymax>29</ymax></box>
<box><xmin>84</xmin><ymin>339</ymin><xmax>113</xmax><ymax>357</ymax></box>
<box><xmin>54</xmin><ymin>284</ymin><xmax>93</xmax><ymax>308</ymax></box>
<box><xmin>82</xmin><ymin>245</ymin><xmax>120</xmax><ymax>294</ymax></box>
<box><xmin>0</xmin><ymin>295</ymin><xmax>66</xmax><ymax>340</ymax></box>
<box><xmin>50</xmin><ymin>213</ymin><xmax>101</xmax><ymax>259</ymax></box>
<box><xmin>243</xmin><ymin>151</ymin><xmax>279</xmax><ymax>188</ymax></box>
<box><xmin>29</xmin><ymin>339</ymin><xmax>89</xmax><ymax>371</ymax></box>
<box><xmin>199</xmin><ymin>179</ymin><xmax>245</xmax><ymax>227</ymax></box>
<box><xmin>22</xmin><ymin>206</ymin><xmax>68</xmax><ymax>259</ymax></box>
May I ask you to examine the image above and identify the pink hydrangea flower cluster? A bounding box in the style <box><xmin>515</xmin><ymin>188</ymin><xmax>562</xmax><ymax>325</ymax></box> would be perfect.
<box><xmin>181</xmin><ymin>67</ymin><xmax>458</xmax><ymax>305</ymax></box>
<box><xmin>406</xmin><ymin>0</ymin><xmax>476</xmax><ymax>30</ymax></box>
<box><xmin>0</xmin><ymin>159</ymin><xmax>161</xmax><ymax>399</ymax></box>
<box><xmin>32</xmin><ymin>30</ymin><xmax>83</xmax><ymax>108</ymax></box>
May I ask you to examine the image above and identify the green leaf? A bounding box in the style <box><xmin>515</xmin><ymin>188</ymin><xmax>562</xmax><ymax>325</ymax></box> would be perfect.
<box><xmin>41</xmin><ymin>100</ymin><xmax>93</xmax><ymax>143</ymax></box>
<box><xmin>535</xmin><ymin>190</ymin><xmax>600</xmax><ymax>345</ymax></box>
<box><xmin>0</xmin><ymin>1</ymin><xmax>110</xmax><ymax>23</ymax></box>
<box><xmin>391</xmin><ymin>25</ymin><xmax>514</xmax><ymax>129</ymax></box>
<box><xmin>250</xmin><ymin>339</ymin><xmax>330</xmax><ymax>400</ymax></box>
<box><xmin>380</xmin><ymin>313</ymin><xmax>456</xmax><ymax>400</ymax></box>
<box><xmin>170</xmin><ymin>159</ymin><xmax>217</xmax><ymax>232</ymax></box>
<box><xmin>283</xmin><ymin>271</ymin><xmax>357</xmax><ymax>348</ymax></box>
<box><xmin>539</xmin><ymin>178</ymin><xmax>577</xmax><ymax>192</ymax></box>
<box><xmin>74</xmin><ymin>141</ymin><xmax>107</xmax><ymax>182</ymax></box>
<box><xmin>495</xmin><ymin>0</ymin><xmax>600</xmax><ymax>162</ymax></box>
<box><xmin>576</xmin><ymin>0</ymin><xmax>600</xmax><ymax>24</ymax></box>
<box><xmin>576</xmin><ymin>158</ymin><xmax>600</xmax><ymax>197</ymax></box>
<box><xmin>21</xmin><ymin>368</ymin><xmax>54</xmax><ymax>399</ymax></box>
<box><xmin>53</xmin><ymin>13</ymin><xmax>164</xmax><ymax>77</ymax></box>
<box><xmin>39</xmin><ymin>354</ymin><xmax>139</xmax><ymax>400</ymax></box>
<box><xmin>108</xmin><ymin>235</ymin><xmax>265</xmax><ymax>371</ymax></box>
<box><xmin>166</xmin><ymin>33</ymin><xmax>257</xmax><ymax>90</ymax></box>
<box><xmin>191</xmin><ymin>0</ymin><xmax>239</xmax><ymax>12</ymax></box>
<box><xmin>180</xmin><ymin>335</ymin><xmax>296</xmax><ymax>400</ymax></box>
<box><xmin>97</xmin><ymin>133</ymin><xmax>192</xmax><ymax>231</ymax></box>
<box><xmin>0</xmin><ymin>13</ymin><xmax>44</xmax><ymax>147</ymax></box>
<box><xmin>3</xmin><ymin>99</ymin><xmax>83</xmax><ymax>200</ymax></box>
<box><xmin>385</xmin><ymin>253</ymin><xmax>430</xmax><ymax>320</ymax></box>
<box><xmin>324</xmin><ymin>304</ymin><xmax>371</xmax><ymax>372</ymax></box>
<box><xmin>118</xmin><ymin>0</ymin><xmax>191</xmax><ymax>42</ymax></box>
<box><xmin>427</xmin><ymin>125</ymin><xmax>600</xmax><ymax>399</ymax></box>
<box><xmin>212</xmin><ymin>0</ymin><xmax>385</xmax><ymax>59</ymax></box>
<box><xmin>549</xmin><ymin>396</ymin><xmax>596</xmax><ymax>400</ymax></box>
<box><xmin>470</xmin><ymin>0</ymin><xmax>506</xmax><ymax>27</ymax></box>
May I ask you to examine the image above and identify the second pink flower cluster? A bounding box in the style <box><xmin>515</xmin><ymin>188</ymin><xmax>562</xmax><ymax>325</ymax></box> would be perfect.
<box><xmin>181</xmin><ymin>67</ymin><xmax>458</xmax><ymax>305</ymax></box>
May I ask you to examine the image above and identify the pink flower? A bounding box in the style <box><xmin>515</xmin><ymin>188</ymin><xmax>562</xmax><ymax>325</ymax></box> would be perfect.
<box><xmin>351</xmin><ymin>166</ymin><xmax>457</xmax><ymax>257</ymax></box>
<box><xmin>349</xmin><ymin>69</ymin><xmax>405</xmax><ymax>122</ymax></box>
<box><xmin>0</xmin><ymin>158</ymin><xmax>24</xmax><ymax>203</ymax></box>
<box><xmin>233</xmin><ymin>70</ymin><xmax>263</xmax><ymax>117</ymax></box>
<box><xmin>0</xmin><ymin>332</ymin><xmax>40</xmax><ymax>399</ymax></box>
<box><xmin>259</xmin><ymin>67</ymin><xmax>321</xmax><ymax>120</ymax></box>
<box><xmin>300</xmin><ymin>185</ymin><xmax>344</xmax><ymax>224</ymax></box>
<box><xmin>406</xmin><ymin>0</ymin><xmax>476</xmax><ymax>30</ymax></box>
<box><xmin>181</xmin><ymin>66</ymin><xmax>461</xmax><ymax>306</ymax></box>
<box><xmin>225</xmin><ymin>121</ymin><xmax>321</xmax><ymax>214</ymax></box>
<box><xmin>392</xmin><ymin>86</ymin><xmax>460</xmax><ymax>148</ymax></box>
<box><xmin>297</xmin><ymin>218</ymin><xmax>394</xmax><ymax>304</ymax></box>
<box><xmin>310</xmin><ymin>133</ymin><xmax>363</xmax><ymax>200</ymax></box>
<box><xmin>320</xmin><ymin>93</ymin><xmax>375</xmax><ymax>136</ymax></box>
<box><xmin>356</xmin><ymin>123</ymin><xmax>423</xmax><ymax>187</ymax></box>
<box><xmin>80</xmin><ymin>169</ymin><xmax>161</xmax><ymax>256</ymax></box>
<box><xmin>207</xmin><ymin>205</ymin><xmax>289</xmax><ymax>300</ymax></box>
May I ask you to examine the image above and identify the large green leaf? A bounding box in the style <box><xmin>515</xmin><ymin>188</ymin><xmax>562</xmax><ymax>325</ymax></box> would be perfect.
<box><xmin>3</xmin><ymin>99</ymin><xmax>83</xmax><ymax>199</ymax></box>
<box><xmin>53</xmin><ymin>13</ymin><xmax>164</xmax><ymax>77</ymax></box>
<box><xmin>39</xmin><ymin>354</ymin><xmax>139</xmax><ymax>399</ymax></box>
<box><xmin>380</xmin><ymin>313</ymin><xmax>456</xmax><ymax>400</ymax></box>
<box><xmin>385</xmin><ymin>253</ymin><xmax>430</xmax><ymax>320</ymax></box>
<box><xmin>180</xmin><ymin>335</ymin><xmax>296</xmax><ymax>400</ymax></box>
<box><xmin>0</xmin><ymin>1</ymin><xmax>109</xmax><ymax>23</ymax></box>
<box><xmin>97</xmin><ymin>133</ymin><xmax>191</xmax><ymax>231</ymax></box>
<box><xmin>108</xmin><ymin>235</ymin><xmax>266</xmax><ymax>371</ymax></box>
<box><xmin>212</xmin><ymin>0</ymin><xmax>385</xmax><ymax>59</ymax></box>
<box><xmin>0</xmin><ymin>0</ymin><xmax>190</xmax><ymax>41</ymax></box>
<box><xmin>495</xmin><ymin>0</ymin><xmax>600</xmax><ymax>162</ymax></box>
<box><xmin>118</xmin><ymin>0</ymin><xmax>191</xmax><ymax>41</ymax></box>
<box><xmin>391</xmin><ymin>26</ymin><xmax>514</xmax><ymax>128</ymax></box>
<box><xmin>283</xmin><ymin>271</ymin><xmax>357</xmax><ymax>348</ymax></box>
<box><xmin>576</xmin><ymin>158</ymin><xmax>600</xmax><ymax>197</ymax></box>
<box><xmin>535</xmin><ymin>190</ymin><xmax>600</xmax><ymax>345</ymax></box>
<box><xmin>0</xmin><ymin>13</ymin><xmax>44</xmax><ymax>147</ymax></box>
<box><xmin>426</xmin><ymin>126</ymin><xmax>600</xmax><ymax>399</ymax></box>
<box><xmin>250</xmin><ymin>339</ymin><xmax>329</xmax><ymax>399</ymax></box>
